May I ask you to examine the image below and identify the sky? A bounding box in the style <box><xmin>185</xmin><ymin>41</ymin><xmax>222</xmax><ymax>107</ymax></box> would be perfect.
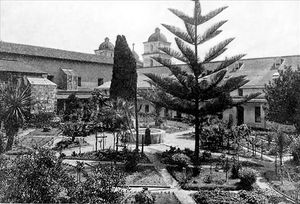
<box><xmin>0</xmin><ymin>0</ymin><xmax>299</xmax><ymax>61</ymax></box>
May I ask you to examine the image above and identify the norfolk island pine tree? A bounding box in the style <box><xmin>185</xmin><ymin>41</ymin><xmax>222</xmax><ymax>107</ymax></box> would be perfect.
<box><xmin>140</xmin><ymin>0</ymin><xmax>260</xmax><ymax>165</ymax></box>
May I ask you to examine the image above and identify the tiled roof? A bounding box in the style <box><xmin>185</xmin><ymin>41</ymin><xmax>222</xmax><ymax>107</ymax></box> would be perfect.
<box><xmin>97</xmin><ymin>73</ymin><xmax>153</xmax><ymax>90</ymax></box>
<box><xmin>0</xmin><ymin>59</ymin><xmax>47</xmax><ymax>74</ymax></box>
<box><xmin>27</xmin><ymin>77</ymin><xmax>56</xmax><ymax>86</ymax></box>
<box><xmin>0</xmin><ymin>41</ymin><xmax>113</xmax><ymax>64</ymax></box>
<box><xmin>137</xmin><ymin>55</ymin><xmax>300</xmax><ymax>88</ymax></box>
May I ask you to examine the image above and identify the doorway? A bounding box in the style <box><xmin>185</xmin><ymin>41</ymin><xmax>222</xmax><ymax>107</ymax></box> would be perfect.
<box><xmin>237</xmin><ymin>106</ymin><xmax>244</xmax><ymax>125</ymax></box>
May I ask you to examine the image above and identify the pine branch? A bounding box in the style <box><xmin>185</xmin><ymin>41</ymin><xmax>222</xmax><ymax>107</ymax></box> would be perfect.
<box><xmin>159</xmin><ymin>47</ymin><xmax>189</xmax><ymax>63</ymax></box>
<box><xmin>151</xmin><ymin>56</ymin><xmax>195</xmax><ymax>88</ymax></box>
<box><xmin>232</xmin><ymin>93</ymin><xmax>262</xmax><ymax>106</ymax></box>
<box><xmin>199</xmin><ymin>93</ymin><xmax>233</xmax><ymax>115</ymax></box>
<box><xmin>169</xmin><ymin>8</ymin><xmax>195</xmax><ymax>25</ymax></box>
<box><xmin>203</xmin><ymin>54</ymin><xmax>246</xmax><ymax>77</ymax></box>
<box><xmin>198</xmin><ymin>70</ymin><xmax>227</xmax><ymax>91</ymax></box>
<box><xmin>144</xmin><ymin>73</ymin><xmax>193</xmax><ymax>100</ymax></box>
<box><xmin>139</xmin><ymin>89</ymin><xmax>196</xmax><ymax>115</ymax></box>
<box><xmin>175</xmin><ymin>38</ymin><xmax>198</xmax><ymax>65</ymax></box>
<box><xmin>203</xmin><ymin>38</ymin><xmax>234</xmax><ymax>63</ymax></box>
<box><xmin>199</xmin><ymin>76</ymin><xmax>248</xmax><ymax>100</ymax></box>
<box><xmin>197</xmin><ymin>20</ymin><xmax>227</xmax><ymax>45</ymax></box>
<box><xmin>185</xmin><ymin>23</ymin><xmax>196</xmax><ymax>42</ymax></box>
<box><xmin>162</xmin><ymin>24</ymin><xmax>193</xmax><ymax>44</ymax></box>
<box><xmin>198</xmin><ymin>6</ymin><xmax>228</xmax><ymax>25</ymax></box>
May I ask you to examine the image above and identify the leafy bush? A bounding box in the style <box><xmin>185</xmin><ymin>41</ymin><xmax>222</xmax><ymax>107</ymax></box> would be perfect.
<box><xmin>124</xmin><ymin>151</ymin><xmax>140</xmax><ymax>172</ymax></box>
<box><xmin>134</xmin><ymin>187</ymin><xmax>155</xmax><ymax>204</ymax></box>
<box><xmin>215</xmin><ymin>178</ymin><xmax>226</xmax><ymax>185</ymax></box>
<box><xmin>27</xmin><ymin>112</ymin><xmax>55</xmax><ymax>130</ymax></box>
<box><xmin>68</xmin><ymin>164</ymin><xmax>125</xmax><ymax>204</ymax></box>
<box><xmin>158</xmin><ymin>146</ymin><xmax>193</xmax><ymax>165</ymax></box>
<box><xmin>203</xmin><ymin>174</ymin><xmax>212</xmax><ymax>184</ymax></box>
<box><xmin>239</xmin><ymin>168</ymin><xmax>257</xmax><ymax>189</ymax></box>
<box><xmin>202</xmin><ymin>151</ymin><xmax>212</xmax><ymax>161</ymax></box>
<box><xmin>238</xmin><ymin>190</ymin><xmax>267</xmax><ymax>204</ymax></box>
<box><xmin>171</xmin><ymin>153</ymin><xmax>191</xmax><ymax>168</ymax></box>
<box><xmin>193</xmin><ymin>189</ymin><xmax>240</xmax><ymax>204</ymax></box>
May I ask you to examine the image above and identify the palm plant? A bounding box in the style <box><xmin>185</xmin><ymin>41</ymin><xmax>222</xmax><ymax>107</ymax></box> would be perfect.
<box><xmin>141</xmin><ymin>0</ymin><xmax>260</xmax><ymax>164</ymax></box>
<box><xmin>0</xmin><ymin>83</ymin><xmax>32</xmax><ymax>151</ymax></box>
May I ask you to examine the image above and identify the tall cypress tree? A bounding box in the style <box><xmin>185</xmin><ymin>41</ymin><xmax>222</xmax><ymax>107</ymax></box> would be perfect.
<box><xmin>110</xmin><ymin>35</ymin><xmax>139</xmax><ymax>150</ymax></box>
<box><xmin>110</xmin><ymin>35</ymin><xmax>137</xmax><ymax>101</ymax></box>
<box><xmin>141</xmin><ymin>0</ymin><xmax>260</xmax><ymax>164</ymax></box>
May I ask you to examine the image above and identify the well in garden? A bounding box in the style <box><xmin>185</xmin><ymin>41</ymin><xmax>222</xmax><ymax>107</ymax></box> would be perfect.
<box><xmin>128</xmin><ymin>128</ymin><xmax>165</xmax><ymax>144</ymax></box>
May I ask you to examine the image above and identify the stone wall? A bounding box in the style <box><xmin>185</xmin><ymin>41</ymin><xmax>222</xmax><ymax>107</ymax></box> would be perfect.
<box><xmin>0</xmin><ymin>53</ymin><xmax>113</xmax><ymax>89</ymax></box>
<box><xmin>30</xmin><ymin>83</ymin><xmax>57</xmax><ymax>113</ymax></box>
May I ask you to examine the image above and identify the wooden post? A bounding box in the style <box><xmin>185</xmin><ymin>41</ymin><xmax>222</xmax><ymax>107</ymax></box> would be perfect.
<box><xmin>141</xmin><ymin>134</ymin><xmax>144</xmax><ymax>154</ymax></box>
<box><xmin>95</xmin><ymin>131</ymin><xmax>98</xmax><ymax>152</ymax></box>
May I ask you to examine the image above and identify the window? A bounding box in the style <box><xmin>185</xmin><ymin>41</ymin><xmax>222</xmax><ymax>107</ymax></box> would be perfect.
<box><xmin>255</xmin><ymin>106</ymin><xmax>261</xmax><ymax>123</ymax></box>
<box><xmin>98</xmin><ymin>78</ymin><xmax>103</xmax><ymax>86</ymax></box>
<box><xmin>150</xmin><ymin>44</ymin><xmax>154</xmax><ymax>52</ymax></box>
<box><xmin>145</xmin><ymin>105</ymin><xmax>149</xmax><ymax>113</ymax></box>
<box><xmin>78</xmin><ymin>77</ymin><xmax>81</xmax><ymax>87</ymax></box>
<box><xmin>238</xmin><ymin>89</ymin><xmax>243</xmax><ymax>96</ymax></box>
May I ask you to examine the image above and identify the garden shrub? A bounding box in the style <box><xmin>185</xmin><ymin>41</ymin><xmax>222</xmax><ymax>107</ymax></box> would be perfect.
<box><xmin>239</xmin><ymin>168</ymin><xmax>257</xmax><ymax>189</ymax></box>
<box><xmin>238</xmin><ymin>190</ymin><xmax>267</xmax><ymax>204</ymax></box>
<box><xmin>171</xmin><ymin>153</ymin><xmax>191</xmax><ymax>168</ymax></box>
<box><xmin>134</xmin><ymin>187</ymin><xmax>155</xmax><ymax>204</ymax></box>
<box><xmin>215</xmin><ymin>178</ymin><xmax>226</xmax><ymax>185</ymax></box>
<box><xmin>203</xmin><ymin>174</ymin><xmax>212</xmax><ymax>184</ymax></box>
<box><xmin>231</xmin><ymin>162</ymin><xmax>241</xmax><ymax>179</ymax></box>
<box><xmin>124</xmin><ymin>151</ymin><xmax>140</xmax><ymax>172</ymax></box>
<box><xmin>202</xmin><ymin>151</ymin><xmax>212</xmax><ymax>161</ymax></box>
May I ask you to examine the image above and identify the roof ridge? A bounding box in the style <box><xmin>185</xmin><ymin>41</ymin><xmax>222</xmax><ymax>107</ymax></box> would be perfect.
<box><xmin>0</xmin><ymin>41</ymin><xmax>113</xmax><ymax>64</ymax></box>
<box><xmin>0</xmin><ymin>41</ymin><xmax>97</xmax><ymax>56</ymax></box>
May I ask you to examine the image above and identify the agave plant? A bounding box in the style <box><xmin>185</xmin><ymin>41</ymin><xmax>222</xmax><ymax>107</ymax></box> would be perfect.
<box><xmin>0</xmin><ymin>83</ymin><xmax>32</xmax><ymax>151</ymax></box>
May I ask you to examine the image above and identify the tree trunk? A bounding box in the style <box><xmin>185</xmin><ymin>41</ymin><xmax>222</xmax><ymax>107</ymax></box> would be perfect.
<box><xmin>135</xmin><ymin>89</ymin><xmax>139</xmax><ymax>151</ymax></box>
<box><xmin>194</xmin><ymin>111</ymin><xmax>200</xmax><ymax>165</ymax></box>
<box><xmin>5</xmin><ymin>126</ymin><xmax>18</xmax><ymax>151</ymax></box>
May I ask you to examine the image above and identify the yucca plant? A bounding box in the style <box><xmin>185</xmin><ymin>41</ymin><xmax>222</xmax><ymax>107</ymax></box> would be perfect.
<box><xmin>0</xmin><ymin>83</ymin><xmax>32</xmax><ymax>151</ymax></box>
<box><xmin>141</xmin><ymin>0</ymin><xmax>260</xmax><ymax>164</ymax></box>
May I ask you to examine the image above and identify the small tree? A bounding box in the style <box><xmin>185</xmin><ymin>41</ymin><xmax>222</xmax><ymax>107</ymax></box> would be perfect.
<box><xmin>110</xmin><ymin>35</ymin><xmax>139</xmax><ymax>150</ymax></box>
<box><xmin>0</xmin><ymin>83</ymin><xmax>32</xmax><ymax>151</ymax></box>
<box><xmin>265</xmin><ymin>66</ymin><xmax>300</xmax><ymax>132</ymax></box>
<box><xmin>1</xmin><ymin>148</ymin><xmax>74</xmax><ymax>203</ymax></box>
<box><xmin>68</xmin><ymin>164</ymin><xmax>125</xmax><ymax>204</ymax></box>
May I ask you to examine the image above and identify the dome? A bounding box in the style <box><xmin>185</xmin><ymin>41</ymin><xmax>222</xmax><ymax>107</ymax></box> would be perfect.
<box><xmin>148</xmin><ymin>28</ymin><xmax>168</xmax><ymax>43</ymax></box>
<box><xmin>99</xmin><ymin>37</ymin><xmax>114</xmax><ymax>51</ymax></box>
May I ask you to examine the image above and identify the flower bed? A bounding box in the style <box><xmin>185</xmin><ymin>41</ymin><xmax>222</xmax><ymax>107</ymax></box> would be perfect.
<box><xmin>167</xmin><ymin>166</ymin><xmax>240</xmax><ymax>191</ymax></box>
<box><xmin>19</xmin><ymin>136</ymin><xmax>54</xmax><ymax>148</ymax></box>
<box><xmin>52</xmin><ymin>138</ymin><xmax>89</xmax><ymax>150</ymax></box>
<box><xmin>65</xmin><ymin>163</ymin><xmax>166</xmax><ymax>187</ymax></box>
<box><xmin>193</xmin><ymin>189</ymin><xmax>268</xmax><ymax>204</ymax></box>
<box><xmin>26</xmin><ymin>128</ymin><xmax>61</xmax><ymax>137</ymax></box>
<box><xmin>64</xmin><ymin>149</ymin><xmax>151</xmax><ymax>164</ymax></box>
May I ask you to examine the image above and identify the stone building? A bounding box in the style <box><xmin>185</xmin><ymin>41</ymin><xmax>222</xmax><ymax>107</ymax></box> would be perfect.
<box><xmin>142</xmin><ymin>28</ymin><xmax>171</xmax><ymax>67</ymax></box>
<box><xmin>0</xmin><ymin>40</ymin><xmax>114</xmax><ymax>113</ymax></box>
<box><xmin>0</xmin><ymin>59</ymin><xmax>56</xmax><ymax>113</ymax></box>
<box><xmin>136</xmin><ymin>55</ymin><xmax>300</xmax><ymax>129</ymax></box>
